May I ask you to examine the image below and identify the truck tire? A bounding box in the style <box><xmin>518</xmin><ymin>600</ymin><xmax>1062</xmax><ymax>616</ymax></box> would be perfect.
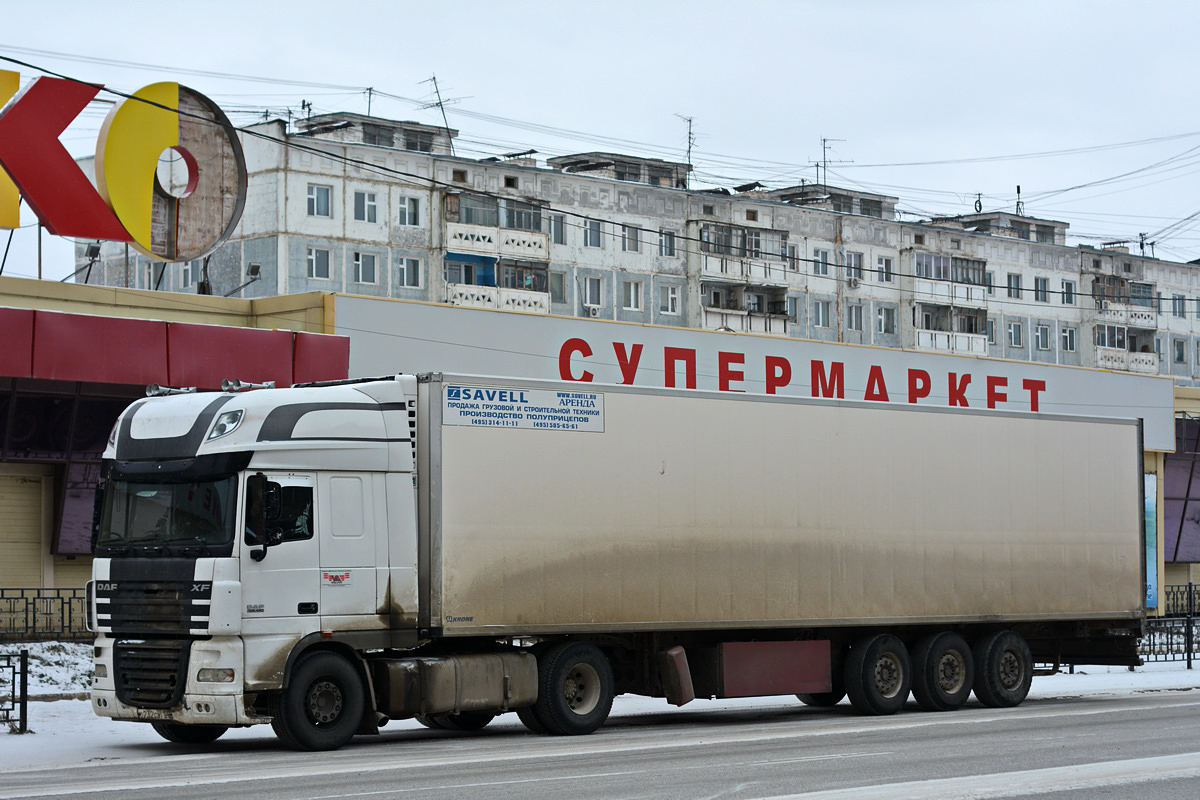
<box><xmin>911</xmin><ymin>632</ymin><xmax>974</xmax><ymax>712</ymax></box>
<box><xmin>422</xmin><ymin>711</ymin><xmax>497</xmax><ymax>731</ymax></box>
<box><xmin>270</xmin><ymin>651</ymin><xmax>365</xmax><ymax>751</ymax></box>
<box><xmin>149</xmin><ymin>721</ymin><xmax>228</xmax><ymax>744</ymax></box>
<box><xmin>797</xmin><ymin>666</ymin><xmax>846</xmax><ymax>707</ymax></box>
<box><xmin>844</xmin><ymin>634</ymin><xmax>911</xmax><ymax>716</ymax></box>
<box><xmin>532</xmin><ymin>641</ymin><xmax>614</xmax><ymax>735</ymax></box>
<box><xmin>972</xmin><ymin>630</ymin><xmax>1033</xmax><ymax>708</ymax></box>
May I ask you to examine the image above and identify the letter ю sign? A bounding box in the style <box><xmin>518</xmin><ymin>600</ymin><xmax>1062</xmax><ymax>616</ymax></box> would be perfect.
<box><xmin>0</xmin><ymin>70</ymin><xmax>247</xmax><ymax>261</ymax></box>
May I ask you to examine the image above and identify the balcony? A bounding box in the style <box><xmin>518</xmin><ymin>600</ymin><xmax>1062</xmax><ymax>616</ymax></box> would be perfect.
<box><xmin>915</xmin><ymin>330</ymin><xmax>988</xmax><ymax>355</ymax></box>
<box><xmin>1094</xmin><ymin>303</ymin><xmax>1158</xmax><ymax>329</ymax></box>
<box><xmin>446</xmin><ymin>284</ymin><xmax>549</xmax><ymax>314</ymax></box>
<box><xmin>446</xmin><ymin>222</ymin><xmax>549</xmax><ymax>260</ymax></box>
<box><xmin>702</xmin><ymin>307</ymin><xmax>789</xmax><ymax>335</ymax></box>
<box><xmin>700</xmin><ymin>254</ymin><xmax>790</xmax><ymax>286</ymax></box>
<box><xmin>913</xmin><ymin>279</ymin><xmax>987</xmax><ymax>308</ymax></box>
<box><xmin>1095</xmin><ymin>347</ymin><xmax>1160</xmax><ymax>374</ymax></box>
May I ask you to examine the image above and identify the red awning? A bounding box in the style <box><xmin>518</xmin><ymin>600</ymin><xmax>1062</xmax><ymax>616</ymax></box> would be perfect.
<box><xmin>0</xmin><ymin>307</ymin><xmax>348</xmax><ymax>388</ymax></box>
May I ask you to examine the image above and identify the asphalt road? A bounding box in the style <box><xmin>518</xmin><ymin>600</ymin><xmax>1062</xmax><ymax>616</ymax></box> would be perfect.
<box><xmin>3</xmin><ymin>691</ymin><xmax>1200</xmax><ymax>800</ymax></box>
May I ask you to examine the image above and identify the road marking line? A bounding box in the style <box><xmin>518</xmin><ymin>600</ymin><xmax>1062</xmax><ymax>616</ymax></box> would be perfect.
<box><xmin>307</xmin><ymin>769</ymin><xmax>647</xmax><ymax>798</ymax></box>
<box><xmin>753</xmin><ymin>752</ymin><xmax>1200</xmax><ymax>800</ymax></box>
<box><xmin>752</xmin><ymin>752</ymin><xmax>893</xmax><ymax>766</ymax></box>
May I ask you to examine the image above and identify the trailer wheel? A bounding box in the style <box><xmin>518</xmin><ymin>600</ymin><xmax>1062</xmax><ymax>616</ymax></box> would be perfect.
<box><xmin>797</xmin><ymin>667</ymin><xmax>846</xmax><ymax>707</ymax></box>
<box><xmin>149</xmin><ymin>721</ymin><xmax>228</xmax><ymax>744</ymax></box>
<box><xmin>533</xmin><ymin>641</ymin><xmax>614</xmax><ymax>735</ymax></box>
<box><xmin>844</xmin><ymin>634</ymin><xmax>911</xmax><ymax>715</ymax></box>
<box><xmin>270</xmin><ymin>651</ymin><xmax>365</xmax><ymax>751</ymax></box>
<box><xmin>972</xmin><ymin>631</ymin><xmax>1033</xmax><ymax>708</ymax></box>
<box><xmin>424</xmin><ymin>711</ymin><xmax>497</xmax><ymax>731</ymax></box>
<box><xmin>911</xmin><ymin>632</ymin><xmax>974</xmax><ymax>712</ymax></box>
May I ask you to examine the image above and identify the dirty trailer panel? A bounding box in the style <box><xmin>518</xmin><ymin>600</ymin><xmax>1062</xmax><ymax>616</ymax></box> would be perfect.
<box><xmin>423</xmin><ymin>377</ymin><xmax>1143</xmax><ymax>635</ymax></box>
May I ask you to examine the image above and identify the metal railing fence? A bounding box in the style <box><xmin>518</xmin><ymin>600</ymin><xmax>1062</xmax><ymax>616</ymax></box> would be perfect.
<box><xmin>0</xmin><ymin>589</ymin><xmax>89</xmax><ymax>643</ymax></box>
<box><xmin>0</xmin><ymin>649</ymin><xmax>28</xmax><ymax>733</ymax></box>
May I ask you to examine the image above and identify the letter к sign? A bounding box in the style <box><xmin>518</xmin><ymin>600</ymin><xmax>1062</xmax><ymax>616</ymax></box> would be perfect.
<box><xmin>0</xmin><ymin>72</ymin><xmax>248</xmax><ymax>262</ymax></box>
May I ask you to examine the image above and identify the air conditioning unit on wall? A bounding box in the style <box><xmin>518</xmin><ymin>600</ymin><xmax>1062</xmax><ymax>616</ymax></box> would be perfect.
<box><xmin>585</xmin><ymin>306</ymin><xmax>600</xmax><ymax>317</ymax></box>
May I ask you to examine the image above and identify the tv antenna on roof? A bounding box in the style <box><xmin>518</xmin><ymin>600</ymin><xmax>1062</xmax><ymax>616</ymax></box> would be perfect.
<box><xmin>418</xmin><ymin>75</ymin><xmax>466</xmax><ymax>157</ymax></box>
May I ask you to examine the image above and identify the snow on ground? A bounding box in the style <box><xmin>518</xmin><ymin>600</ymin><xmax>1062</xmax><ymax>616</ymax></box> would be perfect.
<box><xmin>1</xmin><ymin>642</ymin><xmax>1198</xmax><ymax>773</ymax></box>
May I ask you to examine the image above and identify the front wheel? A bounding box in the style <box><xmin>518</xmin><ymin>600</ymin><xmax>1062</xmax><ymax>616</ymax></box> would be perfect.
<box><xmin>150</xmin><ymin>721</ymin><xmax>227</xmax><ymax>744</ymax></box>
<box><xmin>532</xmin><ymin>641</ymin><xmax>614</xmax><ymax>735</ymax></box>
<box><xmin>844</xmin><ymin>634</ymin><xmax>911</xmax><ymax>716</ymax></box>
<box><xmin>270</xmin><ymin>651</ymin><xmax>366</xmax><ymax>751</ymax></box>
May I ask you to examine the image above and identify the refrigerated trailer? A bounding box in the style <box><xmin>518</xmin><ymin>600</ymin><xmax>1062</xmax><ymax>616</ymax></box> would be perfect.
<box><xmin>89</xmin><ymin>371</ymin><xmax>1146</xmax><ymax>750</ymax></box>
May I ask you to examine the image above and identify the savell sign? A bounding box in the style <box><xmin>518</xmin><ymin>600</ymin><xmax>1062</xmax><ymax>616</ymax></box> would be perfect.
<box><xmin>0</xmin><ymin>70</ymin><xmax>247</xmax><ymax>261</ymax></box>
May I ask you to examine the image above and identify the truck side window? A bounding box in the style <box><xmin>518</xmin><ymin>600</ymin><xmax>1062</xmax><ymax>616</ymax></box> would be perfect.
<box><xmin>244</xmin><ymin>484</ymin><xmax>314</xmax><ymax>545</ymax></box>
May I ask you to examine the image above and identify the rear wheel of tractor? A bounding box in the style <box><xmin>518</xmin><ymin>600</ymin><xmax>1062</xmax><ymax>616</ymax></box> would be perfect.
<box><xmin>429</xmin><ymin>711</ymin><xmax>497</xmax><ymax>731</ymax></box>
<box><xmin>973</xmin><ymin>631</ymin><xmax>1033</xmax><ymax>708</ymax></box>
<box><xmin>533</xmin><ymin>641</ymin><xmax>614</xmax><ymax>735</ymax></box>
<box><xmin>844</xmin><ymin>634</ymin><xmax>912</xmax><ymax>716</ymax></box>
<box><xmin>911</xmin><ymin>632</ymin><xmax>974</xmax><ymax>712</ymax></box>
<box><xmin>270</xmin><ymin>651</ymin><xmax>365</xmax><ymax>751</ymax></box>
<box><xmin>150</xmin><ymin>721</ymin><xmax>228</xmax><ymax>744</ymax></box>
<box><xmin>517</xmin><ymin>704</ymin><xmax>549</xmax><ymax>734</ymax></box>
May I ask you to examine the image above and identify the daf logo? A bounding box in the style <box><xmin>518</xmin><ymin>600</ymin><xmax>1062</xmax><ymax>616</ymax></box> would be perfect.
<box><xmin>95</xmin><ymin>582</ymin><xmax>116</xmax><ymax>592</ymax></box>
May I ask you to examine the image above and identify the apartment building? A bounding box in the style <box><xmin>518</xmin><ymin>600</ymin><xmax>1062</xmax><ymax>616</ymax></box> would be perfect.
<box><xmin>77</xmin><ymin>111</ymin><xmax>1200</xmax><ymax>386</ymax></box>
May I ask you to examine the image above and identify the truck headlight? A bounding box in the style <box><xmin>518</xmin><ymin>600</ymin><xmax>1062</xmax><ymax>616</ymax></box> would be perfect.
<box><xmin>197</xmin><ymin>668</ymin><xmax>236</xmax><ymax>683</ymax></box>
<box><xmin>94</xmin><ymin>664</ymin><xmax>107</xmax><ymax>679</ymax></box>
<box><xmin>208</xmin><ymin>410</ymin><xmax>244</xmax><ymax>440</ymax></box>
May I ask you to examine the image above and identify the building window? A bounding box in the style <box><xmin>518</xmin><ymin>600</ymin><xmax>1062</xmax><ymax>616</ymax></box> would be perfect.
<box><xmin>985</xmin><ymin>271</ymin><xmax>994</xmax><ymax>294</ymax></box>
<box><xmin>502</xmin><ymin>200</ymin><xmax>541</xmax><ymax>232</ymax></box>
<box><xmin>398</xmin><ymin>197</ymin><xmax>420</xmax><ymax>226</ymax></box>
<box><xmin>551</xmin><ymin>214</ymin><xmax>566</xmax><ymax>245</ymax></box>
<box><xmin>659</xmin><ymin>230</ymin><xmax>676</xmax><ymax>257</ymax></box>
<box><xmin>1095</xmin><ymin>324</ymin><xmax>1127</xmax><ymax>349</ymax></box>
<box><xmin>1175</xmin><ymin>339</ymin><xmax>1187</xmax><ymax>363</ymax></box>
<box><xmin>702</xmin><ymin>204</ymin><xmax>715</xmax><ymax>215</ymax></box>
<box><xmin>787</xmin><ymin>245</ymin><xmax>799</xmax><ymax>270</ymax></box>
<box><xmin>180</xmin><ymin>261</ymin><xmax>197</xmax><ymax>287</ymax></box>
<box><xmin>306</xmin><ymin>247</ymin><xmax>330</xmax><ymax>280</ymax></box>
<box><xmin>1035</xmin><ymin>324</ymin><xmax>1050</xmax><ymax>350</ymax></box>
<box><xmin>1174</xmin><ymin>295</ymin><xmax>1187</xmax><ymax>318</ymax></box>
<box><xmin>847</xmin><ymin>305</ymin><xmax>863</xmax><ymax>331</ymax></box>
<box><xmin>1007</xmin><ymin>274</ymin><xmax>1022</xmax><ymax>299</ymax></box>
<box><xmin>860</xmin><ymin>199</ymin><xmax>882</xmax><ymax>218</ymax></box>
<box><xmin>1036</xmin><ymin>225</ymin><xmax>1055</xmax><ymax>243</ymax></box>
<box><xmin>621</xmin><ymin>280</ymin><xmax>643</xmax><ymax>310</ymax></box>
<box><xmin>397</xmin><ymin>257</ymin><xmax>420</xmax><ymax>287</ymax></box>
<box><xmin>812</xmin><ymin>249</ymin><xmax>831</xmax><ymax>276</ymax></box>
<box><xmin>986</xmin><ymin>320</ymin><xmax>996</xmax><ymax>345</ymax></box>
<box><xmin>452</xmin><ymin>169</ymin><xmax>468</xmax><ymax>183</ymax></box>
<box><xmin>353</xmin><ymin>191</ymin><xmax>377</xmax><ymax>223</ymax></box>
<box><xmin>1034</xmin><ymin>277</ymin><xmax>1049</xmax><ymax>302</ymax></box>
<box><xmin>307</xmin><ymin>184</ymin><xmax>332</xmax><ymax>218</ymax></box>
<box><xmin>404</xmin><ymin>130</ymin><xmax>433</xmax><ymax>152</ymax></box>
<box><xmin>352</xmin><ymin>252</ymin><xmax>376</xmax><ymax>284</ymax></box>
<box><xmin>1123</xmin><ymin>261</ymin><xmax>1132</xmax><ymax>272</ymax></box>
<box><xmin>362</xmin><ymin>123</ymin><xmax>393</xmax><ymax>147</ymax></box>
<box><xmin>461</xmin><ymin>195</ymin><xmax>497</xmax><ymax>227</ymax></box>
<box><xmin>814</xmin><ymin>300</ymin><xmax>831</xmax><ymax>328</ymax></box>
<box><xmin>876</xmin><ymin>256</ymin><xmax>894</xmax><ymax>282</ymax></box>
<box><xmin>787</xmin><ymin>297</ymin><xmax>799</xmax><ymax>320</ymax></box>
<box><xmin>1062</xmin><ymin>326</ymin><xmax>1076</xmax><ymax>352</ymax></box>
<box><xmin>845</xmin><ymin>252</ymin><xmax>864</xmax><ymax>280</ymax></box>
<box><xmin>584</xmin><ymin>219</ymin><xmax>602</xmax><ymax>248</ymax></box>
<box><xmin>876</xmin><ymin>306</ymin><xmax>896</xmax><ymax>335</ymax></box>
<box><xmin>660</xmin><ymin>285</ymin><xmax>679</xmax><ymax>315</ymax></box>
<box><xmin>1130</xmin><ymin>282</ymin><xmax>1153</xmax><ymax>307</ymax></box>
<box><xmin>504</xmin><ymin>175</ymin><xmax>518</xmax><ymax>189</ymax></box>
<box><xmin>1007</xmin><ymin>321</ymin><xmax>1023</xmax><ymax>347</ymax></box>
<box><xmin>746</xmin><ymin>209</ymin><xmax>758</xmax><ymax>222</ymax></box>
<box><xmin>621</xmin><ymin>225</ymin><xmax>639</xmax><ymax>252</ymax></box>
<box><xmin>614</xmin><ymin>163</ymin><xmax>640</xmax><ymax>182</ymax></box>
<box><xmin>1062</xmin><ymin>280</ymin><xmax>1076</xmax><ymax>305</ymax></box>
<box><xmin>584</xmin><ymin>276</ymin><xmax>603</xmax><ymax>306</ymax></box>
<box><xmin>545</xmin><ymin>272</ymin><xmax>565</xmax><ymax>303</ymax></box>
<box><xmin>914</xmin><ymin>233</ymin><xmax>925</xmax><ymax>245</ymax></box>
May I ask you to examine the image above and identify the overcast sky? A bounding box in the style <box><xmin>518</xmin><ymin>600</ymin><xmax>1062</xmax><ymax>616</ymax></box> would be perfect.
<box><xmin>2</xmin><ymin>0</ymin><xmax>1199</xmax><ymax>281</ymax></box>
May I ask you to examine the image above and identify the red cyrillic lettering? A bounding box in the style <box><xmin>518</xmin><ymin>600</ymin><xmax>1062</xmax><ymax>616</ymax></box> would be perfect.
<box><xmin>665</xmin><ymin>347</ymin><xmax>697</xmax><ymax>389</ymax></box>
<box><xmin>864</xmin><ymin>365</ymin><xmax>889</xmax><ymax>402</ymax></box>
<box><xmin>765</xmin><ymin>356</ymin><xmax>791</xmax><ymax>395</ymax></box>
<box><xmin>613</xmin><ymin>342</ymin><xmax>643</xmax><ymax>385</ymax></box>
<box><xmin>948</xmin><ymin>372</ymin><xmax>971</xmax><ymax>407</ymax></box>
<box><xmin>1023</xmin><ymin>378</ymin><xmax>1047</xmax><ymax>412</ymax></box>
<box><xmin>811</xmin><ymin>361</ymin><xmax>845</xmax><ymax>399</ymax></box>
<box><xmin>987</xmin><ymin>375</ymin><xmax>1008</xmax><ymax>409</ymax></box>
<box><xmin>908</xmin><ymin>369</ymin><xmax>931</xmax><ymax>404</ymax></box>
<box><xmin>559</xmin><ymin>338</ymin><xmax>594</xmax><ymax>382</ymax></box>
<box><xmin>718</xmin><ymin>351</ymin><xmax>745</xmax><ymax>392</ymax></box>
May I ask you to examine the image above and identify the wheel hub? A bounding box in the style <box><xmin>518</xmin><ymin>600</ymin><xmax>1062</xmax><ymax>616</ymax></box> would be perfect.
<box><xmin>563</xmin><ymin>664</ymin><xmax>601</xmax><ymax>714</ymax></box>
<box><xmin>873</xmin><ymin>654</ymin><xmax>902</xmax><ymax>698</ymax></box>
<box><xmin>998</xmin><ymin>650</ymin><xmax>1022</xmax><ymax>690</ymax></box>
<box><xmin>307</xmin><ymin>679</ymin><xmax>344</xmax><ymax>724</ymax></box>
<box><xmin>937</xmin><ymin>652</ymin><xmax>966</xmax><ymax>693</ymax></box>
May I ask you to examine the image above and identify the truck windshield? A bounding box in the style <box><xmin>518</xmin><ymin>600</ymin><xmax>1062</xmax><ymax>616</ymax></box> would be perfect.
<box><xmin>96</xmin><ymin>477</ymin><xmax>238</xmax><ymax>558</ymax></box>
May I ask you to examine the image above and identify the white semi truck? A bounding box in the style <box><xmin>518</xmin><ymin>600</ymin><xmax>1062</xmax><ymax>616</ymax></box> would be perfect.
<box><xmin>89</xmin><ymin>371</ymin><xmax>1147</xmax><ymax>750</ymax></box>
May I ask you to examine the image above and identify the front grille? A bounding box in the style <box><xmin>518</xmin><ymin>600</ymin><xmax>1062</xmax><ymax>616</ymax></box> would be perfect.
<box><xmin>113</xmin><ymin>639</ymin><xmax>190</xmax><ymax>708</ymax></box>
<box><xmin>95</xmin><ymin>560</ymin><xmax>212</xmax><ymax>636</ymax></box>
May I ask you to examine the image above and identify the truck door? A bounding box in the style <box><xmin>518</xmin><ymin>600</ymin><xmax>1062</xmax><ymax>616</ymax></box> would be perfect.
<box><xmin>240</xmin><ymin>474</ymin><xmax>320</xmax><ymax>623</ymax></box>
<box><xmin>317</xmin><ymin>473</ymin><xmax>378</xmax><ymax>621</ymax></box>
